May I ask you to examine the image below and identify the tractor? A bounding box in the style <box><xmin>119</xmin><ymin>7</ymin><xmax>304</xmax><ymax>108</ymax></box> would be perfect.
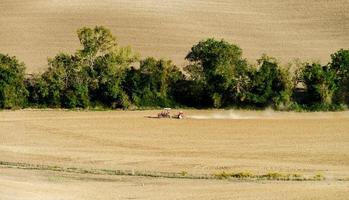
<box><xmin>157</xmin><ymin>108</ymin><xmax>171</xmax><ymax>118</ymax></box>
<box><xmin>157</xmin><ymin>108</ymin><xmax>185</xmax><ymax>119</ymax></box>
<box><xmin>172</xmin><ymin>111</ymin><xmax>185</xmax><ymax>119</ymax></box>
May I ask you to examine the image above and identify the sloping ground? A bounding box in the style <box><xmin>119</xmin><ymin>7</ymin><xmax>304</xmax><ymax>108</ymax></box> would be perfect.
<box><xmin>0</xmin><ymin>110</ymin><xmax>349</xmax><ymax>199</ymax></box>
<box><xmin>0</xmin><ymin>0</ymin><xmax>348</xmax><ymax>72</ymax></box>
<box><xmin>0</xmin><ymin>110</ymin><xmax>348</xmax><ymax>178</ymax></box>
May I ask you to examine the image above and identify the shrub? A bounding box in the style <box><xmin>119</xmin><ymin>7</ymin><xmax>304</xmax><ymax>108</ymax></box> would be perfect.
<box><xmin>330</xmin><ymin>49</ymin><xmax>349</xmax><ymax>104</ymax></box>
<box><xmin>262</xmin><ymin>172</ymin><xmax>284</xmax><ymax>180</ymax></box>
<box><xmin>213</xmin><ymin>171</ymin><xmax>231</xmax><ymax>179</ymax></box>
<box><xmin>230</xmin><ymin>172</ymin><xmax>254</xmax><ymax>179</ymax></box>
<box><xmin>313</xmin><ymin>173</ymin><xmax>325</xmax><ymax>181</ymax></box>
<box><xmin>124</xmin><ymin>57</ymin><xmax>184</xmax><ymax>107</ymax></box>
<box><xmin>297</xmin><ymin>62</ymin><xmax>337</xmax><ymax>105</ymax></box>
<box><xmin>247</xmin><ymin>55</ymin><xmax>293</xmax><ymax>108</ymax></box>
<box><xmin>0</xmin><ymin>54</ymin><xmax>28</xmax><ymax>109</ymax></box>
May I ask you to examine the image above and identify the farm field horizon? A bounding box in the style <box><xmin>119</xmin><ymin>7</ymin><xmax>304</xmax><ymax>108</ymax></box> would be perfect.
<box><xmin>0</xmin><ymin>110</ymin><xmax>348</xmax><ymax>199</ymax></box>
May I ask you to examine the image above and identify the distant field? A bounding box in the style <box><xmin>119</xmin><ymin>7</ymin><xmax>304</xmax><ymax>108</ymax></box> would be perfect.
<box><xmin>0</xmin><ymin>0</ymin><xmax>348</xmax><ymax>72</ymax></box>
<box><xmin>0</xmin><ymin>110</ymin><xmax>348</xmax><ymax>199</ymax></box>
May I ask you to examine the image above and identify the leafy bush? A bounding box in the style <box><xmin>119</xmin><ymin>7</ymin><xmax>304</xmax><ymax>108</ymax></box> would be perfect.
<box><xmin>230</xmin><ymin>172</ymin><xmax>254</xmax><ymax>179</ymax></box>
<box><xmin>0</xmin><ymin>54</ymin><xmax>28</xmax><ymax>109</ymax></box>
<box><xmin>330</xmin><ymin>49</ymin><xmax>349</xmax><ymax>104</ymax></box>
<box><xmin>246</xmin><ymin>55</ymin><xmax>293</xmax><ymax>108</ymax></box>
<box><xmin>123</xmin><ymin>57</ymin><xmax>184</xmax><ymax>108</ymax></box>
<box><xmin>298</xmin><ymin>62</ymin><xmax>337</xmax><ymax>105</ymax></box>
<box><xmin>313</xmin><ymin>173</ymin><xmax>325</xmax><ymax>181</ymax></box>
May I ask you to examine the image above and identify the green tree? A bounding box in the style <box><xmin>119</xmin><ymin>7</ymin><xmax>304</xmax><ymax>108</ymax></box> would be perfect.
<box><xmin>185</xmin><ymin>38</ymin><xmax>245</xmax><ymax>107</ymax></box>
<box><xmin>299</xmin><ymin>62</ymin><xmax>337</xmax><ymax>105</ymax></box>
<box><xmin>49</xmin><ymin>53</ymin><xmax>89</xmax><ymax>108</ymax></box>
<box><xmin>76</xmin><ymin>26</ymin><xmax>139</xmax><ymax>108</ymax></box>
<box><xmin>77</xmin><ymin>26</ymin><xmax>117</xmax><ymax>68</ymax></box>
<box><xmin>25</xmin><ymin>74</ymin><xmax>50</xmax><ymax>106</ymax></box>
<box><xmin>92</xmin><ymin>47</ymin><xmax>138</xmax><ymax>108</ymax></box>
<box><xmin>51</xmin><ymin>26</ymin><xmax>138</xmax><ymax>108</ymax></box>
<box><xmin>228</xmin><ymin>60</ymin><xmax>254</xmax><ymax>106</ymax></box>
<box><xmin>330</xmin><ymin>49</ymin><xmax>349</xmax><ymax>104</ymax></box>
<box><xmin>247</xmin><ymin>55</ymin><xmax>293</xmax><ymax>108</ymax></box>
<box><xmin>0</xmin><ymin>54</ymin><xmax>28</xmax><ymax>109</ymax></box>
<box><xmin>126</xmin><ymin>57</ymin><xmax>183</xmax><ymax>107</ymax></box>
<box><xmin>27</xmin><ymin>54</ymin><xmax>89</xmax><ymax>108</ymax></box>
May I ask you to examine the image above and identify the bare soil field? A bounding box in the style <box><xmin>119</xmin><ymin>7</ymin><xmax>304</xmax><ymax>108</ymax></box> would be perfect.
<box><xmin>1</xmin><ymin>168</ymin><xmax>348</xmax><ymax>200</ymax></box>
<box><xmin>0</xmin><ymin>110</ymin><xmax>348</xmax><ymax>199</ymax></box>
<box><xmin>1</xmin><ymin>0</ymin><xmax>348</xmax><ymax>72</ymax></box>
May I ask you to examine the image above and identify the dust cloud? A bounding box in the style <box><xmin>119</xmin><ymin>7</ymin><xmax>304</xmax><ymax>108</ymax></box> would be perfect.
<box><xmin>187</xmin><ymin>110</ymin><xmax>349</xmax><ymax>120</ymax></box>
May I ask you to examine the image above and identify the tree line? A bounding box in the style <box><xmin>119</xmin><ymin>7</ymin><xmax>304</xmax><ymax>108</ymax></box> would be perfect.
<box><xmin>1</xmin><ymin>26</ymin><xmax>348</xmax><ymax>110</ymax></box>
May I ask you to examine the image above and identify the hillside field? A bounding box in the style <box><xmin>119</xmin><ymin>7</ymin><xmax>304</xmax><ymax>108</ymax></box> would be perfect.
<box><xmin>0</xmin><ymin>0</ymin><xmax>348</xmax><ymax>72</ymax></box>
<box><xmin>0</xmin><ymin>110</ymin><xmax>348</xmax><ymax>199</ymax></box>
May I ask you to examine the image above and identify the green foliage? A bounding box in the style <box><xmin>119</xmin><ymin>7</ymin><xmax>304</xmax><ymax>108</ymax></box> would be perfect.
<box><xmin>289</xmin><ymin>102</ymin><xmax>345</xmax><ymax>112</ymax></box>
<box><xmin>90</xmin><ymin>47</ymin><xmax>138</xmax><ymax>108</ymax></box>
<box><xmin>77</xmin><ymin>26</ymin><xmax>117</xmax><ymax>64</ymax></box>
<box><xmin>330</xmin><ymin>49</ymin><xmax>349</xmax><ymax>77</ymax></box>
<box><xmin>229</xmin><ymin>61</ymin><xmax>254</xmax><ymax>104</ymax></box>
<box><xmin>25</xmin><ymin>74</ymin><xmax>49</xmax><ymax>106</ymax></box>
<box><xmin>49</xmin><ymin>54</ymin><xmax>89</xmax><ymax>108</ymax></box>
<box><xmin>26</xmin><ymin>26</ymin><xmax>138</xmax><ymax>109</ymax></box>
<box><xmin>179</xmin><ymin>171</ymin><xmax>188</xmax><ymax>176</ymax></box>
<box><xmin>0</xmin><ymin>54</ymin><xmax>28</xmax><ymax>109</ymax></box>
<box><xmin>313</xmin><ymin>173</ymin><xmax>325</xmax><ymax>181</ymax></box>
<box><xmin>185</xmin><ymin>38</ymin><xmax>245</xmax><ymax>107</ymax></box>
<box><xmin>213</xmin><ymin>171</ymin><xmax>254</xmax><ymax>180</ymax></box>
<box><xmin>0</xmin><ymin>26</ymin><xmax>347</xmax><ymax>111</ymax></box>
<box><xmin>78</xmin><ymin>27</ymin><xmax>139</xmax><ymax>109</ymax></box>
<box><xmin>212</xmin><ymin>171</ymin><xmax>318</xmax><ymax>181</ymax></box>
<box><xmin>124</xmin><ymin>57</ymin><xmax>184</xmax><ymax>107</ymax></box>
<box><xmin>230</xmin><ymin>172</ymin><xmax>254</xmax><ymax>179</ymax></box>
<box><xmin>170</xmin><ymin>79</ymin><xmax>211</xmax><ymax>108</ymax></box>
<box><xmin>246</xmin><ymin>55</ymin><xmax>293</xmax><ymax>108</ymax></box>
<box><xmin>26</xmin><ymin>54</ymin><xmax>89</xmax><ymax>108</ymax></box>
<box><xmin>213</xmin><ymin>171</ymin><xmax>231</xmax><ymax>179</ymax></box>
<box><xmin>330</xmin><ymin>49</ymin><xmax>349</xmax><ymax>104</ymax></box>
<box><xmin>262</xmin><ymin>172</ymin><xmax>283</xmax><ymax>180</ymax></box>
<box><xmin>298</xmin><ymin>62</ymin><xmax>337</xmax><ymax>105</ymax></box>
<box><xmin>212</xmin><ymin>93</ymin><xmax>222</xmax><ymax>108</ymax></box>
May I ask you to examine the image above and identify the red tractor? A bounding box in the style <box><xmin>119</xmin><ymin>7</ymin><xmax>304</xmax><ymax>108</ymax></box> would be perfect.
<box><xmin>173</xmin><ymin>111</ymin><xmax>185</xmax><ymax>119</ymax></box>
<box><xmin>157</xmin><ymin>108</ymin><xmax>185</xmax><ymax>119</ymax></box>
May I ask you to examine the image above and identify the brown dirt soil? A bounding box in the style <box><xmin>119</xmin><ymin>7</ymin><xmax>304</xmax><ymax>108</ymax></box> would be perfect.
<box><xmin>1</xmin><ymin>168</ymin><xmax>349</xmax><ymax>200</ymax></box>
<box><xmin>0</xmin><ymin>110</ymin><xmax>348</xmax><ymax>199</ymax></box>
<box><xmin>0</xmin><ymin>0</ymin><xmax>348</xmax><ymax>72</ymax></box>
